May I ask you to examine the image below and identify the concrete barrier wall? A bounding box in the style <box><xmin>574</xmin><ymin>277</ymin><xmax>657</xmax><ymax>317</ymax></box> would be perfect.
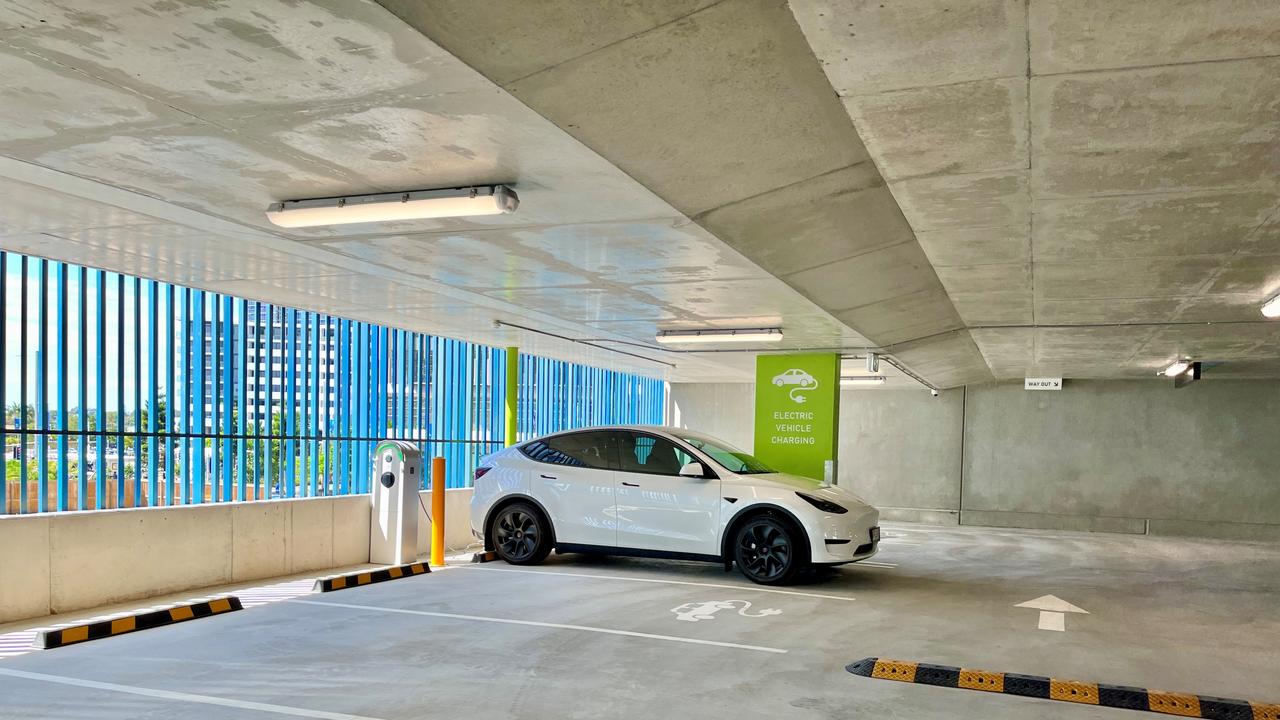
<box><xmin>417</xmin><ymin>487</ymin><xmax>478</xmax><ymax>554</ymax></box>
<box><xmin>0</xmin><ymin>488</ymin><xmax>475</xmax><ymax>624</ymax></box>
<box><xmin>670</xmin><ymin>379</ymin><xmax>1280</xmax><ymax>541</ymax></box>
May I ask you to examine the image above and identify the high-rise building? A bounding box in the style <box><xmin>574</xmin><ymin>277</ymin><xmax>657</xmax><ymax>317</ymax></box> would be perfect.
<box><xmin>190</xmin><ymin>303</ymin><xmax>337</xmax><ymax>428</ymax></box>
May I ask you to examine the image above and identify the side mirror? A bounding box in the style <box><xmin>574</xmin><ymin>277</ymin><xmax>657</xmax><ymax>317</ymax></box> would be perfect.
<box><xmin>679</xmin><ymin>461</ymin><xmax>709</xmax><ymax>479</ymax></box>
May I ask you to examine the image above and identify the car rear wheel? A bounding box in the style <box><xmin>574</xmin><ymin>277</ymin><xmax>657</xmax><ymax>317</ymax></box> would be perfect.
<box><xmin>733</xmin><ymin>515</ymin><xmax>804</xmax><ymax>585</ymax></box>
<box><xmin>493</xmin><ymin>503</ymin><xmax>552</xmax><ymax>565</ymax></box>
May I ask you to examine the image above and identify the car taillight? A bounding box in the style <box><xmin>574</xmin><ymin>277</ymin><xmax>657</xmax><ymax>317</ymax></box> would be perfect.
<box><xmin>474</xmin><ymin>467</ymin><xmax>492</xmax><ymax>481</ymax></box>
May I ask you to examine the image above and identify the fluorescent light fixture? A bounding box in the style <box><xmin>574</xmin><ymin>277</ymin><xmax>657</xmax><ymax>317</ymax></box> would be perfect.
<box><xmin>1162</xmin><ymin>360</ymin><xmax>1191</xmax><ymax>378</ymax></box>
<box><xmin>654</xmin><ymin>328</ymin><xmax>783</xmax><ymax>344</ymax></box>
<box><xmin>841</xmin><ymin>375</ymin><xmax>887</xmax><ymax>387</ymax></box>
<box><xmin>265</xmin><ymin>185</ymin><xmax>518</xmax><ymax>228</ymax></box>
<box><xmin>1263</xmin><ymin>294</ymin><xmax>1280</xmax><ymax>318</ymax></box>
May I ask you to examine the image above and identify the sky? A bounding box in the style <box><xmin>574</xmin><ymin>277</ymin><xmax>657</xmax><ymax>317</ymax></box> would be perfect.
<box><xmin>3</xmin><ymin>258</ymin><xmax>182</xmax><ymax>413</ymax></box>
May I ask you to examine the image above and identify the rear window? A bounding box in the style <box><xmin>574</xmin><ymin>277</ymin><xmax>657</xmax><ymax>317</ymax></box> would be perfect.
<box><xmin>520</xmin><ymin>431</ymin><xmax>613</xmax><ymax>469</ymax></box>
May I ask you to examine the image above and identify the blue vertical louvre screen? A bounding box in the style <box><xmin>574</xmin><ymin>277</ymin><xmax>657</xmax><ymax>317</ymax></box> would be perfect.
<box><xmin>0</xmin><ymin>251</ymin><xmax>667</xmax><ymax>513</ymax></box>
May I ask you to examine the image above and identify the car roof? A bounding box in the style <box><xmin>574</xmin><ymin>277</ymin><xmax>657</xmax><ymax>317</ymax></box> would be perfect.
<box><xmin>533</xmin><ymin>424</ymin><xmax>683</xmax><ymax>435</ymax></box>
<box><xmin>521</xmin><ymin>425</ymin><xmax>733</xmax><ymax>446</ymax></box>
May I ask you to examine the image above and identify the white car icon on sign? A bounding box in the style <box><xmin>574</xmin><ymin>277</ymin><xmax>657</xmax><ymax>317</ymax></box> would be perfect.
<box><xmin>772</xmin><ymin>369</ymin><xmax>816</xmax><ymax>388</ymax></box>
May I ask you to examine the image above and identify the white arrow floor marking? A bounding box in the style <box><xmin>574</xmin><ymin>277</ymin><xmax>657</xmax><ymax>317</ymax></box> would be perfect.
<box><xmin>1037</xmin><ymin>610</ymin><xmax>1066</xmax><ymax>631</ymax></box>
<box><xmin>1015</xmin><ymin>594</ymin><xmax>1089</xmax><ymax>632</ymax></box>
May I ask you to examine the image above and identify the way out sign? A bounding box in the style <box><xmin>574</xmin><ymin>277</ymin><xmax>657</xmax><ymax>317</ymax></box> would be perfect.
<box><xmin>1024</xmin><ymin>377</ymin><xmax>1063</xmax><ymax>391</ymax></box>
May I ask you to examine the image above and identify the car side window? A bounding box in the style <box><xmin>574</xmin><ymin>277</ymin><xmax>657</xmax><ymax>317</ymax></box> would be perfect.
<box><xmin>615</xmin><ymin>432</ymin><xmax>695</xmax><ymax>476</ymax></box>
<box><xmin>521</xmin><ymin>431</ymin><xmax>614</xmax><ymax>470</ymax></box>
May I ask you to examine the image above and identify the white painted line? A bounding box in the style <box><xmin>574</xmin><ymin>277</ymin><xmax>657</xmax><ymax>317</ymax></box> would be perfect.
<box><xmin>457</xmin><ymin>564</ymin><xmax>857</xmax><ymax>602</ymax></box>
<box><xmin>0</xmin><ymin>667</ymin><xmax>386</xmax><ymax>720</ymax></box>
<box><xmin>857</xmin><ymin>561</ymin><xmax>898</xmax><ymax>569</ymax></box>
<box><xmin>0</xmin><ymin>630</ymin><xmax>38</xmax><ymax>660</ymax></box>
<box><xmin>237</xmin><ymin>579</ymin><xmax>318</xmax><ymax>609</ymax></box>
<box><xmin>288</xmin><ymin>599</ymin><xmax>788</xmax><ymax>654</ymax></box>
<box><xmin>1038</xmin><ymin>611</ymin><xmax>1065</xmax><ymax>632</ymax></box>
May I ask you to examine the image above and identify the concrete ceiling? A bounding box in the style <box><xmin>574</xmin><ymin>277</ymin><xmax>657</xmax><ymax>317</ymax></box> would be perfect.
<box><xmin>385</xmin><ymin>0</ymin><xmax>1280</xmax><ymax>384</ymax></box>
<box><xmin>0</xmin><ymin>0</ymin><xmax>872</xmax><ymax>383</ymax></box>
<box><xmin>2</xmin><ymin>0</ymin><xmax>1276</xmax><ymax>387</ymax></box>
<box><xmin>790</xmin><ymin>0</ymin><xmax>1280</xmax><ymax>380</ymax></box>
<box><xmin>377</xmin><ymin>0</ymin><xmax>991</xmax><ymax>388</ymax></box>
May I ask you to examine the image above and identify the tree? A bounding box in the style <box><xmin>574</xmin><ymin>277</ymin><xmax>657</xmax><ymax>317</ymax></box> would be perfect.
<box><xmin>4</xmin><ymin>402</ymin><xmax>35</xmax><ymax>434</ymax></box>
<box><xmin>122</xmin><ymin>395</ymin><xmax>170</xmax><ymax>483</ymax></box>
<box><xmin>140</xmin><ymin>395</ymin><xmax>168</xmax><ymax>433</ymax></box>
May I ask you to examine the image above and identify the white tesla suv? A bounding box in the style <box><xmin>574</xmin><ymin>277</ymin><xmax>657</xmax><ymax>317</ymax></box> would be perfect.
<box><xmin>470</xmin><ymin>426</ymin><xmax>880</xmax><ymax>585</ymax></box>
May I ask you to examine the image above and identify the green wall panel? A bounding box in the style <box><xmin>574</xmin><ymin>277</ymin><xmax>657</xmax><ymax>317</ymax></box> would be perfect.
<box><xmin>752</xmin><ymin>353</ymin><xmax>840</xmax><ymax>481</ymax></box>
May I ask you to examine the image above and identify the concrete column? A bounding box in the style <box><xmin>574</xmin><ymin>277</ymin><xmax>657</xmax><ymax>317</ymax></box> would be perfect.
<box><xmin>504</xmin><ymin>347</ymin><xmax>518</xmax><ymax>447</ymax></box>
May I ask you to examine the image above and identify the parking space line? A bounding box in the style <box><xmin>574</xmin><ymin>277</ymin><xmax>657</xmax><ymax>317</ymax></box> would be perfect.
<box><xmin>287</xmin><ymin>599</ymin><xmax>788</xmax><ymax>654</ymax></box>
<box><xmin>0</xmin><ymin>667</ymin><xmax>386</xmax><ymax>720</ymax></box>
<box><xmin>457</xmin><ymin>565</ymin><xmax>859</xmax><ymax>601</ymax></box>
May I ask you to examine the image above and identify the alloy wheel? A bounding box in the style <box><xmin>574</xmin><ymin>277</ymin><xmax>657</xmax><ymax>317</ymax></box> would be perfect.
<box><xmin>737</xmin><ymin>520</ymin><xmax>792</xmax><ymax>582</ymax></box>
<box><xmin>495</xmin><ymin>508</ymin><xmax>540</xmax><ymax>562</ymax></box>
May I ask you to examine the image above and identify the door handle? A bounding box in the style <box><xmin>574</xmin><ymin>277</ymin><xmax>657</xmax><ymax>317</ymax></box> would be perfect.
<box><xmin>540</xmin><ymin>474</ymin><xmax>557</xmax><ymax>480</ymax></box>
<box><xmin>621</xmin><ymin>481</ymin><xmax>640</xmax><ymax>487</ymax></box>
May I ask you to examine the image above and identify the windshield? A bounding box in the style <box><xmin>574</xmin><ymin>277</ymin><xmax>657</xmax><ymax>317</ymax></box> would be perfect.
<box><xmin>680</xmin><ymin>436</ymin><xmax>775</xmax><ymax>474</ymax></box>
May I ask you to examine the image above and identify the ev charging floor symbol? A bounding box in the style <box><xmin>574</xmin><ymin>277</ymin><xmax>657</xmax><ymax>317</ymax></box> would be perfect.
<box><xmin>670</xmin><ymin>600</ymin><xmax>782</xmax><ymax>623</ymax></box>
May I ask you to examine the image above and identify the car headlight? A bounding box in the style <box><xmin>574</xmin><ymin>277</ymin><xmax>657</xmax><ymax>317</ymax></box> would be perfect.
<box><xmin>796</xmin><ymin>492</ymin><xmax>848</xmax><ymax>514</ymax></box>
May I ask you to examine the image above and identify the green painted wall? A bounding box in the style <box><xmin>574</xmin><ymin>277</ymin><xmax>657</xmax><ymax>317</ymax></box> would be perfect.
<box><xmin>752</xmin><ymin>353</ymin><xmax>840</xmax><ymax>481</ymax></box>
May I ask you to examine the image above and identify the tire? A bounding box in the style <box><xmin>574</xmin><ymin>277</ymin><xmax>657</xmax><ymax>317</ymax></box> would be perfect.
<box><xmin>774</xmin><ymin>378</ymin><xmax>784</xmax><ymax>387</ymax></box>
<box><xmin>733</xmin><ymin>514</ymin><xmax>804</xmax><ymax>585</ymax></box>
<box><xmin>492</xmin><ymin>502</ymin><xmax>552</xmax><ymax>565</ymax></box>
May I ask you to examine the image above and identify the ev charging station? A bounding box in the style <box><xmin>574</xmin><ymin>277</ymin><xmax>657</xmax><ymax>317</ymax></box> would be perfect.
<box><xmin>370</xmin><ymin>440</ymin><xmax>421</xmax><ymax>565</ymax></box>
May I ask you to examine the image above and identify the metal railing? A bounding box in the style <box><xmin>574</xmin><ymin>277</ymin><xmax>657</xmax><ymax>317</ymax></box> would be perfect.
<box><xmin>0</xmin><ymin>251</ymin><xmax>666</xmax><ymax>514</ymax></box>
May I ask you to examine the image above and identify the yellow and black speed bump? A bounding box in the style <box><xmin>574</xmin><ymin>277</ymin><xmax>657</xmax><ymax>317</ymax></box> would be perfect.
<box><xmin>847</xmin><ymin>658</ymin><xmax>1280</xmax><ymax>719</ymax></box>
<box><xmin>312</xmin><ymin>561</ymin><xmax>430</xmax><ymax>592</ymax></box>
<box><xmin>36</xmin><ymin>597</ymin><xmax>242</xmax><ymax>649</ymax></box>
<box><xmin>471</xmin><ymin>550</ymin><xmax>499</xmax><ymax>563</ymax></box>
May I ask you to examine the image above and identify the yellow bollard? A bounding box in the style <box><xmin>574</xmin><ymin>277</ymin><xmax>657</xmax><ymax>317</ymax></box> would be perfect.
<box><xmin>431</xmin><ymin>456</ymin><xmax>445</xmax><ymax>566</ymax></box>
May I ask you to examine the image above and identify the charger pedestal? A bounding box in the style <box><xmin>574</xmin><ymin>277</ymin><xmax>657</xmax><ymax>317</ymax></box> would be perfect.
<box><xmin>370</xmin><ymin>440</ymin><xmax>421</xmax><ymax>566</ymax></box>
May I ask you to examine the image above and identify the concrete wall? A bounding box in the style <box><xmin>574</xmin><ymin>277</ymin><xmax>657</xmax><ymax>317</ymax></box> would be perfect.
<box><xmin>0</xmin><ymin>488</ymin><xmax>476</xmax><ymax>624</ymax></box>
<box><xmin>667</xmin><ymin>382</ymin><xmax>756</xmax><ymax>451</ymax></box>
<box><xmin>670</xmin><ymin>379</ymin><xmax>1280</xmax><ymax>541</ymax></box>
<box><xmin>840</xmin><ymin>387</ymin><xmax>965</xmax><ymax>525</ymax></box>
<box><xmin>961</xmin><ymin>380</ymin><xmax>1280</xmax><ymax>540</ymax></box>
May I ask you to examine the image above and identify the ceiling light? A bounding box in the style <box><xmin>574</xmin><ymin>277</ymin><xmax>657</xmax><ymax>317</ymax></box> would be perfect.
<box><xmin>654</xmin><ymin>328</ymin><xmax>783</xmax><ymax>344</ymax></box>
<box><xmin>265</xmin><ymin>185</ymin><xmax>518</xmax><ymax>228</ymax></box>
<box><xmin>1262</xmin><ymin>294</ymin><xmax>1280</xmax><ymax>318</ymax></box>
<box><xmin>841</xmin><ymin>375</ymin><xmax>887</xmax><ymax>386</ymax></box>
<box><xmin>1162</xmin><ymin>360</ymin><xmax>1191</xmax><ymax>378</ymax></box>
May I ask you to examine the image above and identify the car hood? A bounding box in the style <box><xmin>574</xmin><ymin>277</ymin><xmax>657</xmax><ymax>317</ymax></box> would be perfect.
<box><xmin>743</xmin><ymin>472</ymin><xmax>872</xmax><ymax>508</ymax></box>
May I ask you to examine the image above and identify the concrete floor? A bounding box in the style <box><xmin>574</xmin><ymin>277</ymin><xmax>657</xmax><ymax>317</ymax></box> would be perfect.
<box><xmin>0</xmin><ymin>523</ymin><xmax>1277</xmax><ymax>720</ymax></box>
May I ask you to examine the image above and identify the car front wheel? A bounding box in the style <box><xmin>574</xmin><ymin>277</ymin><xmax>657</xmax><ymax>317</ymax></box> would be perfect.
<box><xmin>733</xmin><ymin>515</ymin><xmax>804</xmax><ymax>585</ymax></box>
<box><xmin>492</xmin><ymin>503</ymin><xmax>552</xmax><ymax>565</ymax></box>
